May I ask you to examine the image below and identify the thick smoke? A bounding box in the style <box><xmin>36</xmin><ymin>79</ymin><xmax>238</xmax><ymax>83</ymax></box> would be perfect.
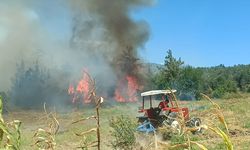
<box><xmin>0</xmin><ymin>1</ymin><xmax>45</xmax><ymax>90</ymax></box>
<box><xmin>69</xmin><ymin>0</ymin><xmax>153</xmax><ymax>88</ymax></box>
<box><xmin>71</xmin><ymin>0</ymin><xmax>152</xmax><ymax>47</ymax></box>
<box><xmin>0</xmin><ymin>0</ymin><xmax>154</xmax><ymax>107</ymax></box>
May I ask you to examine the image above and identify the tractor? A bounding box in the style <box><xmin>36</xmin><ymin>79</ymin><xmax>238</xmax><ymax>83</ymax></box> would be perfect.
<box><xmin>136</xmin><ymin>90</ymin><xmax>201</xmax><ymax>133</ymax></box>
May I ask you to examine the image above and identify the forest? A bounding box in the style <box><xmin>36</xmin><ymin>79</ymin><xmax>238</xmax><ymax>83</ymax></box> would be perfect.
<box><xmin>149</xmin><ymin>49</ymin><xmax>250</xmax><ymax>100</ymax></box>
<box><xmin>0</xmin><ymin>49</ymin><xmax>250</xmax><ymax>109</ymax></box>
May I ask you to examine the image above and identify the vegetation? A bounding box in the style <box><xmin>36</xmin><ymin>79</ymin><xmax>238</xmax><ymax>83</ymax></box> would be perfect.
<box><xmin>9</xmin><ymin>61</ymin><xmax>70</xmax><ymax>109</ymax></box>
<box><xmin>152</xmin><ymin>49</ymin><xmax>250</xmax><ymax>99</ymax></box>
<box><xmin>109</xmin><ymin>116</ymin><xmax>136</xmax><ymax>150</ymax></box>
<box><xmin>0</xmin><ymin>96</ymin><xmax>21</xmax><ymax>150</ymax></box>
<box><xmin>0</xmin><ymin>95</ymin><xmax>247</xmax><ymax>149</ymax></box>
<box><xmin>0</xmin><ymin>50</ymin><xmax>249</xmax><ymax>149</ymax></box>
<box><xmin>72</xmin><ymin>72</ymin><xmax>103</xmax><ymax>150</ymax></box>
<box><xmin>0</xmin><ymin>92</ymin><xmax>9</xmax><ymax>113</ymax></box>
<box><xmin>33</xmin><ymin>104</ymin><xmax>59</xmax><ymax>150</ymax></box>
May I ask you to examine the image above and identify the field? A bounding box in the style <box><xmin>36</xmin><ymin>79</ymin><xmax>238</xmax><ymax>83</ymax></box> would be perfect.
<box><xmin>3</xmin><ymin>94</ymin><xmax>250</xmax><ymax>150</ymax></box>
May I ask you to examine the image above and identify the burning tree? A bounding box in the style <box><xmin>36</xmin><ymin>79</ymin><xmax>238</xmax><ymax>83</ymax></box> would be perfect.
<box><xmin>69</xmin><ymin>0</ymin><xmax>151</xmax><ymax>104</ymax></box>
<box><xmin>68</xmin><ymin>69</ymin><xmax>91</xmax><ymax>104</ymax></box>
<box><xmin>113</xmin><ymin>46</ymin><xmax>142</xmax><ymax>102</ymax></box>
<box><xmin>68</xmin><ymin>47</ymin><xmax>143</xmax><ymax>104</ymax></box>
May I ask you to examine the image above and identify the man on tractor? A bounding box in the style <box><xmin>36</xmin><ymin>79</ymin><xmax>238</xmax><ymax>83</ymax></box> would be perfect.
<box><xmin>137</xmin><ymin>90</ymin><xmax>202</xmax><ymax>133</ymax></box>
<box><xmin>158</xmin><ymin>95</ymin><xmax>169</xmax><ymax>109</ymax></box>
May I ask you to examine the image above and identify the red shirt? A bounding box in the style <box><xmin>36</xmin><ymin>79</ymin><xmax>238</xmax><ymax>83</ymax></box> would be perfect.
<box><xmin>159</xmin><ymin>101</ymin><xmax>168</xmax><ymax>108</ymax></box>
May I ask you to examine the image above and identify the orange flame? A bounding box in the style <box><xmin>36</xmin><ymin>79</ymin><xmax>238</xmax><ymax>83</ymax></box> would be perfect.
<box><xmin>114</xmin><ymin>75</ymin><xmax>139</xmax><ymax>102</ymax></box>
<box><xmin>126</xmin><ymin>76</ymin><xmax>139</xmax><ymax>102</ymax></box>
<box><xmin>68</xmin><ymin>84</ymin><xmax>77</xmax><ymax>103</ymax></box>
<box><xmin>68</xmin><ymin>70</ymin><xmax>91</xmax><ymax>104</ymax></box>
<box><xmin>68</xmin><ymin>84</ymin><xmax>75</xmax><ymax>94</ymax></box>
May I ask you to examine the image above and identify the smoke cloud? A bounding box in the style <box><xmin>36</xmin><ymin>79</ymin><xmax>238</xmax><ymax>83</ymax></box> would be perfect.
<box><xmin>69</xmin><ymin>0</ymin><xmax>152</xmax><ymax>70</ymax></box>
<box><xmin>69</xmin><ymin>0</ymin><xmax>154</xmax><ymax>93</ymax></box>
<box><xmin>0</xmin><ymin>0</ymin><xmax>154</xmax><ymax>106</ymax></box>
<box><xmin>0</xmin><ymin>1</ymin><xmax>44</xmax><ymax>90</ymax></box>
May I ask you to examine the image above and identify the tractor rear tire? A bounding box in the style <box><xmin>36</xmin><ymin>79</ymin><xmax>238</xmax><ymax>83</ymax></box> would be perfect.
<box><xmin>164</xmin><ymin>112</ymin><xmax>178</xmax><ymax>125</ymax></box>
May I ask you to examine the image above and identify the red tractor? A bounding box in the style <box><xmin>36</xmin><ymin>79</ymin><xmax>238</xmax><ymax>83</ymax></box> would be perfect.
<box><xmin>137</xmin><ymin>90</ymin><xmax>201</xmax><ymax>133</ymax></box>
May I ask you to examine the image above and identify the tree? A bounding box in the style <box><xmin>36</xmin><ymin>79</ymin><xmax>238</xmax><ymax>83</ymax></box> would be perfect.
<box><xmin>10</xmin><ymin>61</ymin><xmax>70</xmax><ymax>109</ymax></box>
<box><xmin>178</xmin><ymin>66</ymin><xmax>204</xmax><ymax>99</ymax></box>
<box><xmin>150</xmin><ymin>50</ymin><xmax>250</xmax><ymax>99</ymax></box>
<box><xmin>161</xmin><ymin>49</ymin><xmax>184</xmax><ymax>89</ymax></box>
<box><xmin>202</xmin><ymin>65</ymin><xmax>237</xmax><ymax>98</ymax></box>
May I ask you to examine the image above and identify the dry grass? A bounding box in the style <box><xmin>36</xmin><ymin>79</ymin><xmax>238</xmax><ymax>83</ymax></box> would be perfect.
<box><xmin>32</xmin><ymin>103</ymin><xmax>59</xmax><ymax>150</ymax></box>
<box><xmin>138</xmin><ymin>93</ymin><xmax>249</xmax><ymax>150</ymax></box>
<box><xmin>0</xmin><ymin>94</ymin><xmax>250</xmax><ymax>149</ymax></box>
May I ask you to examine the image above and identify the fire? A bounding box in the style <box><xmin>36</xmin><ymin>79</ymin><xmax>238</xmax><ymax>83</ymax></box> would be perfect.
<box><xmin>127</xmin><ymin>76</ymin><xmax>139</xmax><ymax>101</ymax></box>
<box><xmin>68</xmin><ymin>84</ymin><xmax>77</xmax><ymax>103</ymax></box>
<box><xmin>68</xmin><ymin>70</ymin><xmax>140</xmax><ymax>104</ymax></box>
<box><xmin>68</xmin><ymin>71</ymin><xmax>91</xmax><ymax>104</ymax></box>
<box><xmin>114</xmin><ymin>75</ymin><xmax>139</xmax><ymax>102</ymax></box>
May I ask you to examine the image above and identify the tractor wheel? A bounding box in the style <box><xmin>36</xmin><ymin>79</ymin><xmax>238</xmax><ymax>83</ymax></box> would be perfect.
<box><xmin>187</xmin><ymin>117</ymin><xmax>201</xmax><ymax>127</ymax></box>
<box><xmin>187</xmin><ymin>117</ymin><xmax>202</xmax><ymax>134</ymax></box>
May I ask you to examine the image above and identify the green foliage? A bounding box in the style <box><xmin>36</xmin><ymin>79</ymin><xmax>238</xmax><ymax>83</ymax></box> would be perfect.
<box><xmin>244</xmin><ymin>121</ymin><xmax>250</xmax><ymax>128</ymax></box>
<box><xmin>0</xmin><ymin>96</ymin><xmax>22</xmax><ymax>150</ymax></box>
<box><xmin>212</xmin><ymin>142</ymin><xmax>228</xmax><ymax>150</ymax></box>
<box><xmin>178</xmin><ymin>66</ymin><xmax>204</xmax><ymax>99</ymax></box>
<box><xmin>170</xmin><ymin>135</ymin><xmax>185</xmax><ymax>145</ymax></box>
<box><xmin>204</xmin><ymin>68</ymin><xmax>237</xmax><ymax>98</ymax></box>
<box><xmin>109</xmin><ymin>116</ymin><xmax>136</xmax><ymax>150</ymax></box>
<box><xmin>221</xmin><ymin>92</ymin><xmax>243</xmax><ymax>99</ymax></box>
<box><xmin>162</xmin><ymin>49</ymin><xmax>184</xmax><ymax>89</ymax></box>
<box><xmin>0</xmin><ymin>92</ymin><xmax>9</xmax><ymax>113</ymax></box>
<box><xmin>152</xmin><ymin>50</ymin><xmax>244</xmax><ymax>99</ymax></box>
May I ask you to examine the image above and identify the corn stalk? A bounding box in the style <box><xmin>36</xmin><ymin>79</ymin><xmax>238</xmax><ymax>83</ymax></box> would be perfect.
<box><xmin>33</xmin><ymin>103</ymin><xmax>59</xmax><ymax>150</ymax></box>
<box><xmin>0</xmin><ymin>96</ymin><xmax>22</xmax><ymax>150</ymax></box>
<box><xmin>159</xmin><ymin>90</ymin><xmax>207</xmax><ymax>150</ymax></box>
<box><xmin>72</xmin><ymin>72</ymin><xmax>103</xmax><ymax>150</ymax></box>
<box><xmin>201</xmin><ymin>93</ymin><xmax>233</xmax><ymax>150</ymax></box>
<box><xmin>162</xmin><ymin>93</ymin><xmax>234</xmax><ymax>150</ymax></box>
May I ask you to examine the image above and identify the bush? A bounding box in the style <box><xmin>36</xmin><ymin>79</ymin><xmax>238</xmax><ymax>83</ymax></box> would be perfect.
<box><xmin>170</xmin><ymin>134</ymin><xmax>185</xmax><ymax>145</ymax></box>
<box><xmin>221</xmin><ymin>92</ymin><xmax>243</xmax><ymax>99</ymax></box>
<box><xmin>109</xmin><ymin>116</ymin><xmax>136</xmax><ymax>150</ymax></box>
<box><xmin>246</xmin><ymin>85</ymin><xmax>250</xmax><ymax>93</ymax></box>
<box><xmin>10</xmin><ymin>61</ymin><xmax>69</xmax><ymax>109</ymax></box>
<box><xmin>0</xmin><ymin>92</ymin><xmax>9</xmax><ymax>113</ymax></box>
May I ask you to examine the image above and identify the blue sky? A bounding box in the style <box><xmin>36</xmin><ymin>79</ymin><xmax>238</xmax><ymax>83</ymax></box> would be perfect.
<box><xmin>137</xmin><ymin>0</ymin><xmax>250</xmax><ymax>67</ymax></box>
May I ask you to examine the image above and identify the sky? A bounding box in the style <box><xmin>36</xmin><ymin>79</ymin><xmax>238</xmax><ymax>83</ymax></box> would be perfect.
<box><xmin>137</xmin><ymin>0</ymin><xmax>250</xmax><ymax>67</ymax></box>
<box><xmin>1</xmin><ymin>0</ymin><xmax>250</xmax><ymax>67</ymax></box>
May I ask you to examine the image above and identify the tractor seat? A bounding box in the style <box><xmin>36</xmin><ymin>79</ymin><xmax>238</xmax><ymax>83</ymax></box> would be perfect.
<box><xmin>147</xmin><ymin>107</ymin><xmax>161</xmax><ymax>119</ymax></box>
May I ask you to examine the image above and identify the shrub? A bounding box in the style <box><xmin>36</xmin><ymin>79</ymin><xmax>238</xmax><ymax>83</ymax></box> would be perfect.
<box><xmin>0</xmin><ymin>92</ymin><xmax>9</xmax><ymax>113</ymax></box>
<box><xmin>10</xmin><ymin>61</ymin><xmax>69</xmax><ymax>109</ymax></box>
<box><xmin>109</xmin><ymin>116</ymin><xmax>136</xmax><ymax>150</ymax></box>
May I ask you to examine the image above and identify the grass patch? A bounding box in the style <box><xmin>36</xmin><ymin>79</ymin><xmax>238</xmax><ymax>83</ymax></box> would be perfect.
<box><xmin>0</xmin><ymin>94</ymin><xmax>249</xmax><ymax>149</ymax></box>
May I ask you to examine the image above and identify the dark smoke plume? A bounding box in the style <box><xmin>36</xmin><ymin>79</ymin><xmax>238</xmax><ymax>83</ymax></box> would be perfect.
<box><xmin>69</xmin><ymin>0</ymin><xmax>153</xmax><ymax>80</ymax></box>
